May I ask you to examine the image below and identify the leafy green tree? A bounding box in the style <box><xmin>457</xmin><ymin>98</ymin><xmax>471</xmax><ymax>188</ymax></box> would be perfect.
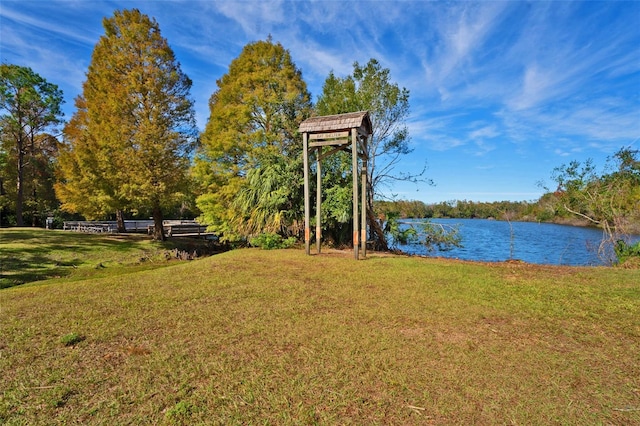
<box><xmin>551</xmin><ymin>148</ymin><xmax>640</xmax><ymax>263</ymax></box>
<box><xmin>0</xmin><ymin>64</ymin><xmax>64</xmax><ymax>226</ymax></box>
<box><xmin>21</xmin><ymin>133</ymin><xmax>59</xmax><ymax>226</ymax></box>
<box><xmin>312</xmin><ymin>147</ymin><xmax>354</xmax><ymax>246</ymax></box>
<box><xmin>231</xmin><ymin>154</ymin><xmax>304</xmax><ymax>236</ymax></box>
<box><xmin>316</xmin><ymin>59</ymin><xmax>427</xmax><ymax>250</ymax></box>
<box><xmin>320</xmin><ymin>184</ymin><xmax>354</xmax><ymax>246</ymax></box>
<box><xmin>56</xmin><ymin>96</ymin><xmax>124</xmax><ymax>224</ymax></box>
<box><xmin>195</xmin><ymin>38</ymin><xmax>312</xmax><ymax>241</ymax></box>
<box><xmin>0</xmin><ymin>147</ymin><xmax>5</xmax><ymax>225</ymax></box>
<box><xmin>55</xmin><ymin>9</ymin><xmax>197</xmax><ymax>239</ymax></box>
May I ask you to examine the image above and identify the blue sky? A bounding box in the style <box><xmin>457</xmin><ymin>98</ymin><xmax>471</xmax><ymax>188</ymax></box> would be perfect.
<box><xmin>1</xmin><ymin>0</ymin><xmax>639</xmax><ymax>203</ymax></box>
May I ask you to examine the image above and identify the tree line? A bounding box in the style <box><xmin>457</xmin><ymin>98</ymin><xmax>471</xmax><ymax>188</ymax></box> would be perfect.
<box><xmin>1</xmin><ymin>8</ymin><xmax>418</xmax><ymax>249</ymax></box>
<box><xmin>375</xmin><ymin>199</ymin><xmax>540</xmax><ymax>221</ymax></box>
<box><xmin>1</xmin><ymin>8</ymin><xmax>638</xmax><ymax>259</ymax></box>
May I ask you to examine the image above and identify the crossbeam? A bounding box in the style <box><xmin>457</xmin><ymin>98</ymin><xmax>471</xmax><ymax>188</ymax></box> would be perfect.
<box><xmin>309</xmin><ymin>139</ymin><xmax>350</xmax><ymax>147</ymax></box>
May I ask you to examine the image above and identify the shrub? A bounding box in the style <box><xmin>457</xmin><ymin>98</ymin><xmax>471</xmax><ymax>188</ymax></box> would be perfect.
<box><xmin>614</xmin><ymin>240</ymin><xmax>640</xmax><ymax>265</ymax></box>
<box><xmin>249</xmin><ymin>233</ymin><xmax>297</xmax><ymax>250</ymax></box>
<box><xmin>383</xmin><ymin>211</ymin><xmax>418</xmax><ymax>249</ymax></box>
<box><xmin>383</xmin><ymin>212</ymin><xmax>462</xmax><ymax>253</ymax></box>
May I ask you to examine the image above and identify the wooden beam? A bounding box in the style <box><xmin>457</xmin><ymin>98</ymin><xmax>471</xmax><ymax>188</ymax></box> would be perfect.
<box><xmin>358</xmin><ymin>136</ymin><xmax>368</xmax><ymax>160</ymax></box>
<box><xmin>352</xmin><ymin>128</ymin><xmax>359</xmax><ymax>260</ymax></box>
<box><xmin>316</xmin><ymin>147</ymin><xmax>322</xmax><ymax>254</ymax></box>
<box><xmin>361</xmin><ymin>133</ymin><xmax>371</xmax><ymax>257</ymax></box>
<box><xmin>303</xmin><ymin>132</ymin><xmax>310</xmax><ymax>255</ymax></box>
<box><xmin>361</xmin><ymin>163</ymin><xmax>367</xmax><ymax>258</ymax></box>
<box><xmin>309</xmin><ymin>139</ymin><xmax>350</xmax><ymax>147</ymax></box>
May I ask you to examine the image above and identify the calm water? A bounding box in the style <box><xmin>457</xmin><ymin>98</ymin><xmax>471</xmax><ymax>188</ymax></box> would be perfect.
<box><xmin>395</xmin><ymin>218</ymin><xmax>634</xmax><ymax>266</ymax></box>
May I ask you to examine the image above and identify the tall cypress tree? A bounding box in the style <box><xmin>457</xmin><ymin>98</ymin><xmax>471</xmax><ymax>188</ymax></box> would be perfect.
<box><xmin>56</xmin><ymin>9</ymin><xmax>197</xmax><ymax>239</ymax></box>
<box><xmin>195</xmin><ymin>38</ymin><xmax>312</xmax><ymax>240</ymax></box>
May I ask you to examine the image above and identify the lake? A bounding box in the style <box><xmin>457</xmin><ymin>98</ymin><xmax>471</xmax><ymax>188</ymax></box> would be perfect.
<box><xmin>394</xmin><ymin>218</ymin><xmax>636</xmax><ymax>266</ymax></box>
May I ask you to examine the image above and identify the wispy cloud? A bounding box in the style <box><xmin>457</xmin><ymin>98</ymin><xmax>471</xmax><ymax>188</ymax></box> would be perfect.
<box><xmin>469</xmin><ymin>124</ymin><xmax>500</xmax><ymax>141</ymax></box>
<box><xmin>408</xmin><ymin>113</ymin><xmax>468</xmax><ymax>152</ymax></box>
<box><xmin>0</xmin><ymin>14</ymin><xmax>89</xmax><ymax>101</ymax></box>
<box><xmin>214</xmin><ymin>0</ymin><xmax>286</xmax><ymax>38</ymax></box>
<box><xmin>0</xmin><ymin>5</ymin><xmax>99</xmax><ymax>46</ymax></box>
<box><xmin>411</xmin><ymin>2</ymin><xmax>513</xmax><ymax>100</ymax></box>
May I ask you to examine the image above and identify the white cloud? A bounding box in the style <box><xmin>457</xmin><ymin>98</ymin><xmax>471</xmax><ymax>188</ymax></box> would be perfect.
<box><xmin>469</xmin><ymin>124</ymin><xmax>500</xmax><ymax>140</ymax></box>
<box><xmin>214</xmin><ymin>0</ymin><xmax>286</xmax><ymax>37</ymax></box>
<box><xmin>409</xmin><ymin>115</ymin><xmax>467</xmax><ymax>152</ymax></box>
<box><xmin>554</xmin><ymin>148</ymin><xmax>572</xmax><ymax>157</ymax></box>
<box><xmin>0</xmin><ymin>5</ymin><xmax>99</xmax><ymax>46</ymax></box>
<box><xmin>413</xmin><ymin>2</ymin><xmax>512</xmax><ymax>97</ymax></box>
<box><xmin>509</xmin><ymin>65</ymin><xmax>556</xmax><ymax>111</ymax></box>
<box><xmin>287</xmin><ymin>39</ymin><xmax>353</xmax><ymax>84</ymax></box>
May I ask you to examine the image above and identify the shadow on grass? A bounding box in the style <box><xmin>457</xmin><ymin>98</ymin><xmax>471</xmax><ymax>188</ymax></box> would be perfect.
<box><xmin>1</xmin><ymin>228</ymin><xmax>225</xmax><ymax>289</ymax></box>
<box><xmin>0</xmin><ymin>249</ymin><xmax>84</xmax><ymax>289</ymax></box>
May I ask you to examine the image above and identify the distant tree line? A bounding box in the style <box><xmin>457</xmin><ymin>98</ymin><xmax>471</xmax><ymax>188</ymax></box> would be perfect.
<box><xmin>374</xmin><ymin>199</ymin><xmax>543</xmax><ymax>221</ymax></box>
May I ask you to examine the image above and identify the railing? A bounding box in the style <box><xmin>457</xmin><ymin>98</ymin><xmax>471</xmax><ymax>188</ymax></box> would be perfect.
<box><xmin>63</xmin><ymin>220</ymin><xmax>159</xmax><ymax>233</ymax></box>
<box><xmin>62</xmin><ymin>221</ymin><xmax>119</xmax><ymax>233</ymax></box>
<box><xmin>63</xmin><ymin>220</ymin><xmax>211</xmax><ymax>238</ymax></box>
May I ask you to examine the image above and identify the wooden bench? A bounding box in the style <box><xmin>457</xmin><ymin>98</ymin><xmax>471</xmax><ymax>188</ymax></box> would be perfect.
<box><xmin>166</xmin><ymin>224</ymin><xmax>208</xmax><ymax>237</ymax></box>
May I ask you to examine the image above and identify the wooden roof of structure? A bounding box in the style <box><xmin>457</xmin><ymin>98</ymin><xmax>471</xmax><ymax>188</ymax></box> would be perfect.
<box><xmin>299</xmin><ymin>111</ymin><xmax>372</xmax><ymax>136</ymax></box>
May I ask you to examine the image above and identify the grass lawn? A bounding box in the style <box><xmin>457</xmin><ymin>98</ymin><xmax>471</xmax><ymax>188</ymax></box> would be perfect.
<box><xmin>1</xmin><ymin>229</ymin><xmax>639</xmax><ymax>424</ymax></box>
<box><xmin>0</xmin><ymin>228</ymin><xmax>218</xmax><ymax>288</ymax></box>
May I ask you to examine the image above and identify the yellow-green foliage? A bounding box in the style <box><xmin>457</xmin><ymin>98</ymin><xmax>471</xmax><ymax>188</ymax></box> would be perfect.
<box><xmin>56</xmin><ymin>9</ymin><xmax>197</xmax><ymax>221</ymax></box>
<box><xmin>195</xmin><ymin>38</ymin><xmax>312</xmax><ymax>239</ymax></box>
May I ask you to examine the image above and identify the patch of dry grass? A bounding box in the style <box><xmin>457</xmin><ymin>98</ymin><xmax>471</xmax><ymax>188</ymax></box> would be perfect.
<box><xmin>1</xmin><ymin>242</ymin><xmax>639</xmax><ymax>424</ymax></box>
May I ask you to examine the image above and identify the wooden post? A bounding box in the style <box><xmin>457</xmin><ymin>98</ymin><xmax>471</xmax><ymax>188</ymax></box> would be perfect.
<box><xmin>316</xmin><ymin>147</ymin><xmax>322</xmax><ymax>253</ymax></box>
<box><xmin>361</xmin><ymin>156</ymin><xmax>367</xmax><ymax>258</ymax></box>
<box><xmin>362</xmin><ymin>133</ymin><xmax>371</xmax><ymax>257</ymax></box>
<box><xmin>352</xmin><ymin>128</ymin><xmax>359</xmax><ymax>260</ymax></box>
<box><xmin>303</xmin><ymin>132</ymin><xmax>310</xmax><ymax>255</ymax></box>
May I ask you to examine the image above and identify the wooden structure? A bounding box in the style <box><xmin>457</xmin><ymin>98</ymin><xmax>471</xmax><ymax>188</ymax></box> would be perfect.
<box><xmin>299</xmin><ymin>111</ymin><xmax>372</xmax><ymax>259</ymax></box>
<box><xmin>62</xmin><ymin>219</ymin><xmax>212</xmax><ymax>238</ymax></box>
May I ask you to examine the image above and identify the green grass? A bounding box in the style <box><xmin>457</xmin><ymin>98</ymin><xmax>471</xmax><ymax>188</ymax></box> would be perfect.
<box><xmin>0</xmin><ymin>228</ymin><xmax>217</xmax><ymax>288</ymax></box>
<box><xmin>1</xmin><ymin>230</ymin><xmax>639</xmax><ymax>424</ymax></box>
